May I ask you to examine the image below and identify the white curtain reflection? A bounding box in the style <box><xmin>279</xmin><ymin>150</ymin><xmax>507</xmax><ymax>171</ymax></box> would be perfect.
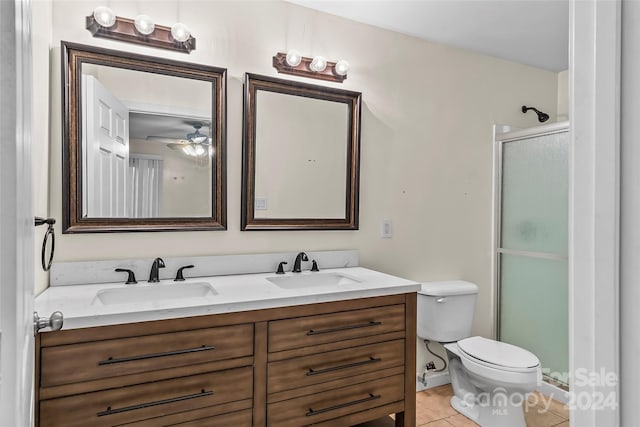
<box><xmin>129</xmin><ymin>155</ymin><xmax>163</xmax><ymax>218</ymax></box>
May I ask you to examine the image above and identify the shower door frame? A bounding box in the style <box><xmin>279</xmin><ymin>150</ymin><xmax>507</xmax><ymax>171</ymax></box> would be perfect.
<box><xmin>492</xmin><ymin>121</ymin><xmax>570</xmax><ymax>371</ymax></box>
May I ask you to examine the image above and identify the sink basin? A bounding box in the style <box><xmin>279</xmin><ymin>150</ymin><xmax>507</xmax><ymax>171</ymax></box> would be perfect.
<box><xmin>94</xmin><ymin>282</ymin><xmax>217</xmax><ymax>305</ymax></box>
<box><xmin>266</xmin><ymin>273</ymin><xmax>360</xmax><ymax>289</ymax></box>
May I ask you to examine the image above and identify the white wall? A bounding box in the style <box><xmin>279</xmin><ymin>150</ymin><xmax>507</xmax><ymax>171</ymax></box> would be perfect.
<box><xmin>32</xmin><ymin>0</ymin><xmax>52</xmax><ymax>297</ymax></box>
<box><xmin>557</xmin><ymin>69</ymin><xmax>569</xmax><ymax>121</ymax></box>
<box><xmin>37</xmin><ymin>0</ymin><xmax>560</xmax><ymax>338</ymax></box>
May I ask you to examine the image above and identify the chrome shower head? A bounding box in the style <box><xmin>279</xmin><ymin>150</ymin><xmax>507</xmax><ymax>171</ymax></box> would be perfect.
<box><xmin>521</xmin><ymin>105</ymin><xmax>549</xmax><ymax>123</ymax></box>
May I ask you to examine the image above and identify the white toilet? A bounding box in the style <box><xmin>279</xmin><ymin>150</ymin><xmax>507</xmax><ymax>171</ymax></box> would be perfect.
<box><xmin>418</xmin><ymin>281</ymin><xmax>542</xmax><ymax>427</ymax></box>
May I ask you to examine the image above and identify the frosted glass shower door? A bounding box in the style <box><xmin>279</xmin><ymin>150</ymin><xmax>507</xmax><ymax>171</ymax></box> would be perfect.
<box><xmin>497</xmin><ymin>126</ymin><xmax>569</xmax><ymax>385</ymax></box>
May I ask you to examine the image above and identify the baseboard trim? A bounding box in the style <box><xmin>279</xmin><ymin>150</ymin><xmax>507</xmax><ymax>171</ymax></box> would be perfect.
<box><xmin>416</xmin><ymin>371</ymin><xmax>451</xmax><ymax>392</ymax></box>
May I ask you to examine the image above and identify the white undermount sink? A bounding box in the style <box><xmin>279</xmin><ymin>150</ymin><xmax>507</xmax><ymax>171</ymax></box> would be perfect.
<box><xmin>266</xmin><ymin>273</ymin><xmax>360</xmax><ymax>289</ymax></box>
<box><xmin>94</xmin><ymin>282</ymin><xmax>217</xmax><ymax>305</ymax></box>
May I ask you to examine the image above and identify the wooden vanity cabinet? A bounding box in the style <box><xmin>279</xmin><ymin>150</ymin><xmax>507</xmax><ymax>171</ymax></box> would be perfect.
<box><xmin>36</xmin><ymin>293</ymin><xmax>416</xmax><ymax>427</ymax></box>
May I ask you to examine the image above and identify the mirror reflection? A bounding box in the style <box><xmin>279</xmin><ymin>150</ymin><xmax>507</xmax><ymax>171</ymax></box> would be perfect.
<box><xmin>242</xmin><ymin>74</ymin><xmax>361</xmax><ymax>230</ymax></box>
<box><xmin>62</xmin><ymin>42</ymin><xmax>226</xmax><ymax>233</ymax></box>
<box><xmin>254</xmin><ymin>91</ymin><xmax>348</xmax><ymax>219</ymax></box>
<box><xmin>81</xmin><ymin>64</ymin><xmax>214</xmax><ymax>219</ymax></box>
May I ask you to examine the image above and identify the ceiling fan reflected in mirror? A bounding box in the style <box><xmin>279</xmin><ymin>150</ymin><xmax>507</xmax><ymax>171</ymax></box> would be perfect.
<box><xmin>147</xmin><ymin>122</ymin><xmax>213</xmax><ymax>157</ymax></box>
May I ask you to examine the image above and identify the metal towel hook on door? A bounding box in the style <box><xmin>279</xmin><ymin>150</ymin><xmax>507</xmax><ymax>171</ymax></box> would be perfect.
<box><xmin>34</xmin><ymin>217</ymin><xmax>56</xmax><ymax>271</ymax></box>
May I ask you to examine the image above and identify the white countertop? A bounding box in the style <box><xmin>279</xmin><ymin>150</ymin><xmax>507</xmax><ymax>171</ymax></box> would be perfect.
<box><xmin>35</xmin><ymin>267</ymin><xmax>420</xmax><ymax>330</ymax></box>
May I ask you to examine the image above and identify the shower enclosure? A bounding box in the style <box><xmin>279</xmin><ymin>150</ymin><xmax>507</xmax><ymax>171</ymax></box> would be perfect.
<box><xmin>494</xmin><ymin>122</ymin><xmax>569</xmax><ymax>388</ymax></box>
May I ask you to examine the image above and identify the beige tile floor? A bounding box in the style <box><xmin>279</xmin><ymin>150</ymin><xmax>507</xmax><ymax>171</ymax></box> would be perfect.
<box><xmin>356</xmin><ymin>385</ymin><xmax>569</xmax><ymax>427</ymax></box>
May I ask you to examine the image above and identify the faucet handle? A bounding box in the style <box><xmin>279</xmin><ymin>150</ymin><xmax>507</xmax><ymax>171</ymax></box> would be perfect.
<box><xmin>115</xmin><ymin>268</ymin><xmax>137</xmax><ymax>284</ymax></box>
<box><xmin>276</xmin><ymin>261</ymin><xmax>288</xmax><ymax>274</ymax></box>
<box><xmin>311</xmin><ymin>260</ymin><xmax>319</xmax><ymax>272</ymax></box>
<box><xmin>174</xmin><ymin>265</ymin><xmax>195</xmax><ymax>281</ymax></box>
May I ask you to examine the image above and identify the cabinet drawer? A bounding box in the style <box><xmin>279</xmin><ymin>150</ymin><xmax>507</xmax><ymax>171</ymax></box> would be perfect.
<box><xmin>268</xmin><ymin>340</ymin><xmax>404</xmax><ymax>394</ymax></box>
<box><xmin>169</xmin><ymin>409</ymin><xmax>252</xmax><ymax>426</ymax></box>
<box><xmin>39</xmin><ymin>367</ymin><xmax>252</xmax><ymax>427</ymax></box>
<box><xmin>268</xmin><ymin>305</ymin><xmax>405</xmax><ymax>353</ymax></box>
<box><xmin>121</xmin><ymin>407</ymin><xmax>253</xmax><ymax>427</ymax></box>
<box><xmin>40</xmin><ymin>324</ymin><xmax>253</xmax><ymax>387</ymax></box>
<box><xmin>267</xmin><ymin>374</ymin><xmax>404</xmax><ymax>426</ymax></box>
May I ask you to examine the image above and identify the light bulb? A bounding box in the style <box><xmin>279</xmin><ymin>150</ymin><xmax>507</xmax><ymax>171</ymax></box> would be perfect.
<box><xmin>171</xmin><ymin>22</ymin><xmax>191</xmax><ymax>43</ymax></box>
<box><xmin>194</xmin><ymin>145</ymin><xmax>205</xmax><ymax>156</ymax></box>
<box><xmin>134</xmin><ymin>15</ymin><xmax>155</xmax><ymax>35</ymax></box>
<box><xmin>93</xmin><ymin>6</ymin><xmax>116</xmax><ymax>28</ymax></box>
<box><xmin>334</xmin><ymin>59</ymin><xmax>350</xmax><ymax>76</ymax></box>
<box><xmin>309</xmin><ymin>56</ymin><xmax>327</xmax><ymax>72</ymax></box>
<box><xmin>285</xmin><ymin>49</ymin><xmax>302</xmax><ymax>67</ymax></box>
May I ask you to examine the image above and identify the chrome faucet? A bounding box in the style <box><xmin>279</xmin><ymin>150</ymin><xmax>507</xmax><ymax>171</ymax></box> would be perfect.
<box><xmin>148</xmin><ymin>257</ymin><xmax>165</xmax><ymax>283</ymax></box>
<box><xmin>292</xmin><ymin>252</ymin><xmax>308</xmax><ymax>273</ymax></box>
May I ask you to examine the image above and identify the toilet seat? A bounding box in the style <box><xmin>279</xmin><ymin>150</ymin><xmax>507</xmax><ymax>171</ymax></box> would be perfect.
<box><xmin>450</xmin><ymin>337</ymin><xmax>541</xmax><ymax>387</ymax></box>
<box><xmin>457</xmin><ymin>336</ymin><xmax>539</xmax><ymax>373</ymax></box>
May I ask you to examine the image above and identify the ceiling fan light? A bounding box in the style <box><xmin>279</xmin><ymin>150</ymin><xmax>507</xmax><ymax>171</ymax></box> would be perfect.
<box><xmin>182</xmin><ymin>145</ymin><xmax>195</xmax><ymax>156</ymax></box>
<box><xmin>191</xmin><ymin>135</ymin><xmax>208</xmax><ymax>144</ymax></box>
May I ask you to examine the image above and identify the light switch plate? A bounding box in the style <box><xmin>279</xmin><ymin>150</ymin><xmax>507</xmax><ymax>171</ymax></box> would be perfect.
<box><xmin>255</xmin><ymin>198</ymin><xmax>268</xmax><ymax>210</ymax></box>
<box><xmin>381</xmin><ymin>219</ymin><xmax>392</xmax><ymax>238</ymax></box>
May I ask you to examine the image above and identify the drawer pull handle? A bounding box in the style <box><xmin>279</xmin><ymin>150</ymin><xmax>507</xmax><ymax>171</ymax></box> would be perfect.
<box><xmin>306</xmin><ymin>393</ymin><xmax>381</xmax><ymax>417</ymax></box>
<box><xmin>307</xmin><ymin>357</ymin><xmax>381</xmax><ymax>376</ymax></box>
<box><xmin>98</xmin><ymin>345</ymin><xmax>215</xmax><ymax>365</ymax></box>
<box><xmin>307</xmin><ymin>321</ymin><xmax>382</xmax><ymax>336</ymax></box>
<box><xmin>96</xmin><ymin>389</ymin><xmax>213</xmax><ymax>417</ymax></box>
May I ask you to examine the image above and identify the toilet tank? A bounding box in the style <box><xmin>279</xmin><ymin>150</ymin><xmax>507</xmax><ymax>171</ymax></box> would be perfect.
<box><xmin>417</xmin><ymin>280</ymin><xmax>479</xmax><ymax>342</ymax></box>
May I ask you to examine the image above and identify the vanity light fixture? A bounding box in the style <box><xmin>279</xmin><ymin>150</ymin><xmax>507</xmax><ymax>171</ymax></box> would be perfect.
<box><xmin>309</xmin><ymin>55</ymin><xmax>327</xmax><ymax>72</ymax></box>
<box><xmin>334</xmin><ymin>59</ymin><xmax>350</xmax><ymax>76</ymax></box>
<box><xmin>134</xmin><ymin>14</ymin><xmax>155</xmax><ymax>35</ymax></box>
<box><xmin>273</xmin><ymin>51</ymin><xmax>349</xmax><ymax>83</ymax></box>
<box><xmin>170</xmin><ymin>22</ymin><xmax>191</xmax><ymax>43</ymax></box>
<box><xmin>92</xmin><ymin>6</ymin><xmax>116</xmax><ymax>28</ymax></box>
<box><xmin>285</xmin><ymin>49</ymin><xmax>302</xmax><ymax>67</ymax></box>
<box><xmin>86</xmin><ymin>8</ymin><xmax>196</xmax><ymax>53</ymax></box>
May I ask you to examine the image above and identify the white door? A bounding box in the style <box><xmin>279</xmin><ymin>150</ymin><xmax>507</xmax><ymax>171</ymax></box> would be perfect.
<box><xmin>82</xmin><ymin>74</ymin><xmax>130</xmax><ymax>217</ymax></box>
<box><xmin>0</xmin><ymin>0</ymin><xmax>35</xmax><ymax>425</ymax></box>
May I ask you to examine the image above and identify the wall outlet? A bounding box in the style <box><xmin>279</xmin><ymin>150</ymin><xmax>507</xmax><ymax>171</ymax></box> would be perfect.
<box><xmin>426</xmin><ymin>361</ymin><xmax>436</xmax><ymax>371</ymax></box>
<box><xmin>381</xmin><ymin>219</ymin><xmax>392</xmax><ymax>238</ymax></box>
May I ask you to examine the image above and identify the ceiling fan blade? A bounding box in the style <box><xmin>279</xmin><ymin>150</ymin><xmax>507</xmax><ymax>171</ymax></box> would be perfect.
<box><xmin>147</xmin><ymin>136</ymin><xmax>190</xmax><ymax>144</ymax></box>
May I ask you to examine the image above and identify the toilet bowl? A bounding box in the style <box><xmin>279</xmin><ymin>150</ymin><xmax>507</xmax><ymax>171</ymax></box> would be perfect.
<box><xmin>418</xmin><ymin>281</ymin><xmax>542</xmax><ymax>427</ymax></box>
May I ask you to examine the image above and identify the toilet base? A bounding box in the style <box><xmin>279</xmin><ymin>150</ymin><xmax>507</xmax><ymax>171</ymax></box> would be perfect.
<box><xmin>446</xmin><ymin>346</ymin><xmax>529</xmax><ymax>427</ymax></box>
<box><xmin>450</xmin><ymin>394</ymin><xmax>527</xmax><ymax>427</ymax></box>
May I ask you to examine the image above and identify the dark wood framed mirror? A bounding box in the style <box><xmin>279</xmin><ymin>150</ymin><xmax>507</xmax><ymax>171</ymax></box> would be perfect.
<box><xmin>241</xmin><ymin>74</ymin><xmax>361</xmax><ymax>230</ymax></box>
<box><xmin>61</xmin><ymin>41</ymin><xmax>226</xmax><ymax>233</ymax></box>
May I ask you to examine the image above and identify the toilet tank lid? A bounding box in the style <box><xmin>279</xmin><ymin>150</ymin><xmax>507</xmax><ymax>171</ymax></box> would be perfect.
<box><xmin>419</xmin><ymin>280</ymin><xmax>479</xmax><ymax>296</ymax></box>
